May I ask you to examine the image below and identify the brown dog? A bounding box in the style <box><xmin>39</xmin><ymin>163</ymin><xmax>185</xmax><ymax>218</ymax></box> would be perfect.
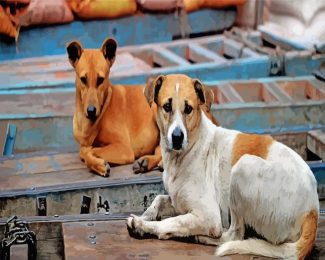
<box><xmin>67</xmin><ymin>38</ymin><xmax>162</xmax><ymax>177</ymax></box>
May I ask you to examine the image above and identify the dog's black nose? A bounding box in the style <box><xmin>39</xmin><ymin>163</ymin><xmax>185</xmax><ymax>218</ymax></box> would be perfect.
<box><xmin>171</xmin><ymin>127</ymin><xmax>184</xmax><ymax>150</ymax></box>
<box><xmin>87</xmin><ymin>105</ymin><xmax>97</xmax><ymax>121</ymax></box>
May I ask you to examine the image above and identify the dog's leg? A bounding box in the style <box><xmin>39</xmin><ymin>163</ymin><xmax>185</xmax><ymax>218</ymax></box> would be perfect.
<box><xmin>133</xmin><ymin>146</ymin><xmax>162</xmax><ymax>174</ymax></box>
<box><xmin>140</xmin><ymin>195</ymin><xmax>176</xmax><ymax>221</ymax></box>
<box><xmin>127</xmin><ymin>212</ymin><xmax>215</xmax><ymax>240</ymax></box>
<box><xmin>220</xmin><ymin>208</ymin><xmax>245</xmax><ymax>242</ymax></box>
<box><xmin>80</xmin><ymin>146</ymin><xmax>110</xmax><ymax>177</ymax></box>
<box><xmin>92</xmin><ymin>143</ymin><xmax>135</xmax><ymax>165</ymax></box>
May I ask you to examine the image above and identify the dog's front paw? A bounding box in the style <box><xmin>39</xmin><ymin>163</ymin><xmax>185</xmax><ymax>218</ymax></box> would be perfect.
<box><xmin>132</xmin><ymin>158</ymin><xmax>149</xmax><ymax>174</ymax></box>
<box><xmin>92</xmin><ymin>160</ymin><xmax>110</xmax><ymax>177</ymax></box>
<box><xmin>126</xmin><ymin>214</ymin><xmax>146</xmax><ymax>238</ymax></box>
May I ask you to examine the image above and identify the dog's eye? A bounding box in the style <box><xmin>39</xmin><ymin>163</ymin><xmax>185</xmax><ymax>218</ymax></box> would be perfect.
<box><xmin>184</xmin><ymin>104</ymin><xmax>193</xmax><ymax>114</ymax></box>
<box><xmin>97</xmin><ymin>76</ymin><xmax>104</xmax><ymax>87</ymax></box>
<box><xmin>163</xmin><ymin>102</ymin><xmax>172</xmax><ymax>113</ymax></box>
<box><xmin>80</xmin><ymin>76</ymin><xmax>87</xmax><ymax>85</ymax></box>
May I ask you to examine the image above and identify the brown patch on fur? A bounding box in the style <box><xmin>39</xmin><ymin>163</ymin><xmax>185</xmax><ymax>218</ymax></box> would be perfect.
<box><xmin>297</xmin><ymin>210</ymin><xmax>318</xmax><ymax>260</ymax></box>
<box><xmin>231</xmin><ymin>133</ymin><xmax>274</xmax><ymax>166</ymax></box>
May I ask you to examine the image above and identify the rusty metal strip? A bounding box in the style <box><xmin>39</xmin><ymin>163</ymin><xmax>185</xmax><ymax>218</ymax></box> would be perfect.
<box><xmin>0</xmin><ymin>213</ymin><xmax>132</xmax><ymax>225</ymax></box>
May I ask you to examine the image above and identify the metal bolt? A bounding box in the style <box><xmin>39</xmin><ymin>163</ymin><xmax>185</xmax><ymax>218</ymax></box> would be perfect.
<box><xmin>89</xmin><ymin>235</ymin><xmax>96</xmax><ymax>239</ymax></box>
<box><xmin>87</xmin><ymin>222</ymin><xmax>94</xmax><ymax>226</ymax></box>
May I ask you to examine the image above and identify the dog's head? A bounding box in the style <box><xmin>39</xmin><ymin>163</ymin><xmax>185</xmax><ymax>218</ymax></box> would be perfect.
<box><xmin>67</xmin><ymin>38</ymin><xmax>117</xmax><ymax>122</ymax></box>
<box><xmin>144</xmin><ymin>74</ymin><xmax>213</xmax><ymax>152</ymax></box>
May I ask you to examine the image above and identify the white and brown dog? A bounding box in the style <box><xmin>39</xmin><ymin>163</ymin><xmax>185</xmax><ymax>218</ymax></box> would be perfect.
<box><xmin>126</xmin><ymin>74</ymin><xmax>319</xmax><ymax>260</ymax></box>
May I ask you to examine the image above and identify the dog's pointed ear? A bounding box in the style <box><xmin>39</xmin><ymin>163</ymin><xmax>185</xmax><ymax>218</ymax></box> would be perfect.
<box><xmin>193</xmin><ymin>79</ymin><xmax>214</xmax><ymax>112</ymax></box>
<box><xmin>101</xmin><ymin>38</ymin><xmax>117</xmax><ymax>65</ymax></box>
<box><xmin>66</xmin><ymin>41</ymin><xmax>83</xmax><ymax>68</ymax></box>
<box><xmin>144</xmin><ymin>75</ymin><xmax>165</xmax><ymax>107</ymax></box>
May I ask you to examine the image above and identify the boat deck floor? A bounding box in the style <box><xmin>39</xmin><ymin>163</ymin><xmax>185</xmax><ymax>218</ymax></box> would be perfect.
<box><xmin>0</xmin><ymin>151</ymin><xmax>161</xmax><ymax>194</ymax></box>
<box><xmin>63</xmin><ymin>217</ymin><xmax>325</xmax><ymax>259</ymax></box>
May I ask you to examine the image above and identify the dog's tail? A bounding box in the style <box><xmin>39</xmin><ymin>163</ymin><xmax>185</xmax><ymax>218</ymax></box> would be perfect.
<box><xmin>216</xmin><ymin>210</ymin><xmax>318</xmax><ymax>260</ymax></box>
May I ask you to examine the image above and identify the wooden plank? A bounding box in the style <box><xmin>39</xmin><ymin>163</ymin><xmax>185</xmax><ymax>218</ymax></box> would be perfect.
<box><xmin>263</xmin><ymin>82</ymin><xmax>293</xmax><ymax>103</ymax></box>
<box><xmin>62</xmin><ymin>217</ymin><xmax>325</xmax><ymax>260</ymax></box>
<box><xmin>308</xmin><ymin>130</ymin><xmax>325</xmax><ymax>161</ymax></box>
<box><xmin>153</xmin><ymin>46</ymin><xmax>190</xmax><ymax>67</ymax></box>
<box><xmin>223</xmin><ymin>38</ymin><xmax>244</xmax><ymax>58</ymax></box>
<box><xmin>0</xmin><ymin>91</ymin><xmax>74</xmax><ymax>117</ymax></box>
<box><xmin>62</xmin><ymin>220</ymin><xmax>245</xmax><ymax>260</ymax></box>
<box><xmin>259</xmin><ymin>24</ymin><xmax>307</xmax><ymax>51</ymax></box>
<box><xmin>0</xmin><ymin>214</ymin><xmax>131</xmax><ymax>260</ymax></box>
<box><xmin>217</xmin><ymin>84</ymin><xmax>244</xmax><ymax>103</ymax></box>
<box><xmin>0</xmin><ymin>152</ymin><xmax>83</xmax><ymax>175</ymax></box>
<box><xmin>0</xmin><ymin>155</ymin><xmax>162</xmax><ymax>195</ymax></box>
<box><xmin>187</xmin><ymin>43</ymin><xmax>227</xmax><ymax>64</ymax></box>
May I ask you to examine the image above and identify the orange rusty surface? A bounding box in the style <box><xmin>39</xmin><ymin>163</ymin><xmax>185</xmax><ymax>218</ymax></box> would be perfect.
<box><xmin>62</xmin><ymin>220</ymin><xmax>259</xmax><ymax>260</ymax></box>
<box><xmin>63</xmin><ymin>218</ymin><xmax>325</xmax><ymax>259</ymax></box>
<box><xmin>54</xmin><ymin>71</ymin><xmax>72</xmax><ymax>79</ymax></box>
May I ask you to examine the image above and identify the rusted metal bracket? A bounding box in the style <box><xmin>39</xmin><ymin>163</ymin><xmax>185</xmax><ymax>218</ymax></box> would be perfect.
<box><xmin>0</xmin><ymin>216</ymin><xmax>37</xmax><ymax>260</ymax></box>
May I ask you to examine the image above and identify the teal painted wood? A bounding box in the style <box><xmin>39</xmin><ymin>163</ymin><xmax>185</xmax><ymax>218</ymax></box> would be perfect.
<box><xmin>1</xmin><ymin>43</ymin><xmax>324</xmax><ymax>92</ymax></box>
<box><xmin>3</xmin><ymin>99</ymin><xmax>325</xmax><ymax>153</ymax></box>
<box><xmin>0</xmin><ymin>9</ymin><xmax>236</xmax><ymax>61</ymax></box>
<box><xmin>2</xmin><ymin>123</ymin><xmax>16</xmax><ymax>156</ymax></box>
<box><xmin>0</xmin><ymin>76</ymin><xmax>323</xmax><ymax>153</ymax></box>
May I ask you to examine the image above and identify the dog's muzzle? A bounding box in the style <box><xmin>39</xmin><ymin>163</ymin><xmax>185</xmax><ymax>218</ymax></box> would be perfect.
<box><xmin>87</xmin><ymin>105</ymin><xmax>97</xmax><ymax>121</ymax></box>
<box><xmin>171</xmin><ymin>127</ymin><xmax>184</xmax><ymax>150</ymax></box>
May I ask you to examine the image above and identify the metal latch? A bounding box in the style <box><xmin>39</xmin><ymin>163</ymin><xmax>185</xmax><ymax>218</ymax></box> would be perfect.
<box><xmin>269</xmin><ymin>55</ymin><xmax>285</xmax><ymax>76</ymax></box>
<box><xmin>0</xmin><ymin>216</ymin><xmax>37</xmax><ymax>260</ymax></box>
<box><xmin>97</xmin><ymin>195</ymin><xmax>110</xmax><ymax>214</ymax></box>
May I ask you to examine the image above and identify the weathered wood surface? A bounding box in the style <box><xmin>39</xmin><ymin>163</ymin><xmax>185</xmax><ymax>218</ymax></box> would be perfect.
<box><xmin>0</xmin><ymin>35</ymin><xmax>259</xmax><ymax>91</ymax></box>
<box><xmin>0</xmin><ymin>152</ymin><xmax>161</xmax><ymax>193</ymax></box>
<box><xmin>0</xmin><ymin>213</ymin><xmax>131</xmax><ymax>260</ymax></box>
<box><xmin>62</xmin><ymin>217</ymin><xmax>325</xmax><ymax>260</ymax></box>
<box><xmin>0</xmin><ymin>151</ymin><xmax>164</xmax><ymax>217</ymax></box>
<box><xmin>308</xmin><ymin>130</ymin><xmax>325</xmax><ymax>161</ymax></box>
<box><xmin>1</xmin><ymin>33</ymin><xmax>325</xmax><ymax>91</ymax></box>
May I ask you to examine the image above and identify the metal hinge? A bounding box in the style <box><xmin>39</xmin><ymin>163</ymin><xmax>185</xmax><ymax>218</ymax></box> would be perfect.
<box><xmin>0</xmin><ymin>216</ymin><xmax>37</xmax><ymax>260</ymax></box>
